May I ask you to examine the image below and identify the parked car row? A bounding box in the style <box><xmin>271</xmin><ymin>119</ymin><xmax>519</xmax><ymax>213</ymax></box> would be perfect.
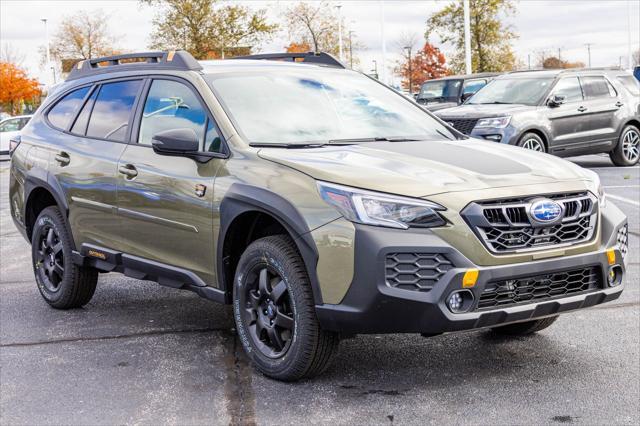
<box><xmin>418</xmin><ymin>68</ymin><xmax>640</xmax><ymax>166</ymax></box>
<box><xmin>0</xmin><ymin>114</ymin><xmax>33</xmax><ymax>160</ymax></box>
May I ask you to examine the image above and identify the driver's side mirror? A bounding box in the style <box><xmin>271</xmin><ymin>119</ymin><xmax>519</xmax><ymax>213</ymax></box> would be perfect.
<box><xmin>461</xmin><ymin>92</ymin><xmax>475</xmax><ymax>102</ymax></box>
<box><xmin>152</xmin><ymin>128</ymin><xmax>204</xmax><ymax>161</ymax></box>
<box><xmin>547</xmin><ymin>95</ymin><xmax>566</xmax><ymax>107</ymax></box>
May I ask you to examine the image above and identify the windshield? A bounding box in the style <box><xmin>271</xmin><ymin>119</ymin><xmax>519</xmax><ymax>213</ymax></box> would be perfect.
<box><xmin>418</xmin><ymin>79</ymin><xmax>461</xmax><ymax>102</ymax></box>
<box><xmin>468</xmin><ymin>77</ymin><xmax>554</xmax><ymax>106</ymax></box>
<box><xmin>205</xmin><ymin>69</ymin><xmax>455</xmax><ymax>145</ymax></box>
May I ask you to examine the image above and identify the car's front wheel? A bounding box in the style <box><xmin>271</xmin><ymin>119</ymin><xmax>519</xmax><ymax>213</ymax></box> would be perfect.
<box><xmin>610</xmin><ymin>125</ymin><xmax>640</xmax><ymax>166</ymax></box>
<box><xmin>31</xmin><ymin>206</ymin><xmax>98</xmax><ymax>309</ymax></box>
<box><xmin>233</xmin><ymin>235</ymin><xmax>339</xmax><ymax>381</ymax></box>
<box><xmin>517</xmin><ymin>132</ymin><xmax>547</xmax><ymax>153</ymax></box>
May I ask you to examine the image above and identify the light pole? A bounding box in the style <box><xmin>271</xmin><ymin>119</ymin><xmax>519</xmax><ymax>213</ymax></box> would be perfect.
<box><xmin>404</xmin><ymin>46</ymin><xmax>412</xmax><ymax>94</ymax></box>
<box><xmin>463</xmin><ymin>0</ymin><xmax>472</xmax><ymax>74</ymax></box>
<box><xmin>372</xmin><ymin>59</ymin><xmax>378</xmax><ymax>78</ymax></box>
<box><xmin>585</xmin><ymin>43</ymin><xmax>593</xmax><ymax>67</ymax></box>
<box><xmin>348</xmin><ymin>30</ymin><xmax>354</xmax><ymax>68</ymax></box>
<box><xmin>41</xmin><ymin>18</ymin><xmax>54</xmax><ymax>84</ymax></box>
<box><xmin>335</xmin><ymin>4</ymin><xmax>343</xmax><ymax>62</ymax></box>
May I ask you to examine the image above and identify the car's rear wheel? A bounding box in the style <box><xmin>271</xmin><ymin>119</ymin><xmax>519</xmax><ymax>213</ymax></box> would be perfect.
<box><xmin>517</xmin><ymin>132</ymin><xmax>546</xmax><ymax>153</ymax></box>
<box><xmin>491</xmin><ymin>316</ymin><xmax>559</xmax><ymax>336</ymax></box>
<box><xmin>233</xmin><ymin>235</ymin><xmax>339</xmax><ymax>381</ymax></box>
<box><xmin>610</xmin><ymin>125</ymin><xmax>640</xmax><ymax>166</ymax></box>
<box><xmin>31</xmin><ymin>206</ymin><xmax>98</xmax><ymax>309</ymax></box>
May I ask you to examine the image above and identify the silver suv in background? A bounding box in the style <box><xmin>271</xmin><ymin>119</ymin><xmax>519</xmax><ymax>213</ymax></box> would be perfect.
<box><xmin>435</xmin><ymin>69</ymin><xmax>640</xmax><ymax>166</ymax></box>
<box><xmin>415</xmin><ymin>73</ymin><xmax>500</xmax><ymax>111</ymax></box>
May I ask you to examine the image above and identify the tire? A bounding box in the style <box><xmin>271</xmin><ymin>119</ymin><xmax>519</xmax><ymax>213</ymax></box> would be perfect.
<box><xmin>491</xmin><ymin>316</ymin><xmax>559</xmax><ymax>336</ymax></box>
<box><xmin>610</xmin><ymin>125</ymin><xmax>640</xmax><ymax>167</ymax></box>
<box><xmin>233</xmin><ymin>235</ymin><xmax>339</xmax><ymax>381</ymax></box>
<box><xmin>31</xmin><ymin>206</ymin><xmax>98</xmax><ymax>309</ymax></box>
<box><xmin>517</xmin><ymin>132</ymin><xmax>546</xmax><ymax>153</ymax></box>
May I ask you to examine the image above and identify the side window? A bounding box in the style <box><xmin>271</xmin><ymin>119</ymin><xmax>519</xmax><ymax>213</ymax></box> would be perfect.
<box><xmin>47</xmin><ymin>86</ymin><xmax>90</xmax><ymax>130</ymax></box>
<box><xmin>462</xmin><ymin>79</ymin><xmax>486</xmax><ymax>95</ymax></box>
<box><xmin>86</xmin><ymin>80</ymin><xmax>142</xmax><ymax>142</ymax></box>
<box><xmin>617</xmin><ymin>75</ymin><xmax>640</xmax><ymax>96</ymax></box>
<box><xmin>0</xmin><ymin>118</ymin><xmax>20</xmax><ymax>132</ymax></box>
<box><xmin>204</xmin><ymin>120</ymin><xmax>223</xmax><ymax>153</ymax></box>
<box><xmin>581</xmin><ymin>76</ymin><xmax>615</xmax><ymax>99</ymax></box>
<box><xmin>138</xmin><ymin>79</ymin><xmax>208</xmax><ymax>149</ymax></box>
<box><xmin>70</xmin><ymin>88</ymin><xmax>98</xmax><ymax>135</ymax></box>
<box><xmin>551</xmin><ymin>77</ymin><xmax>583</xmax><ymax>102</ymax></box>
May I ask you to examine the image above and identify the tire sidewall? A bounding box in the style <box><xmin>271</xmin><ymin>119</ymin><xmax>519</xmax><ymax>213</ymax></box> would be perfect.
<box><xmin>31</xmin><ymin>207</ymin><xmax>74</xmax><ymax>305</ymax></box>
<box><xmin>517</xmin><ymin>132</ymin><xmax>546</xmax><ymax>153</ymax></box>
<box><xmin>233</xmin><ymin>239</ymin><xmax>310</xmax><ymax>378</ymax></box>
<box><xmin>614</xmin><ymin>125</ymin><xmax>640</xmax><ymax>166</ymax></box>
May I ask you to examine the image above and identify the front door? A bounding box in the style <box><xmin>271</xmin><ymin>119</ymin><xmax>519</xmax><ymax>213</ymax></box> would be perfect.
<box><xmin>116</xmin><ymin>78</ymin><xmax>226</xmax><ymax>285</ymax></box>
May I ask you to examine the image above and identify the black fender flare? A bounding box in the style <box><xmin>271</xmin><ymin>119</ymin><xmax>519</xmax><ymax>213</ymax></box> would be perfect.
<box><xmin>24</xmin><ymin>173</ymin><xmax>76</xmax><ymax>249</ymax></box>
<box><xmin>217</xmin><ymin>183</ymin><xmax>323</xmax><ymax>305</ymax></box>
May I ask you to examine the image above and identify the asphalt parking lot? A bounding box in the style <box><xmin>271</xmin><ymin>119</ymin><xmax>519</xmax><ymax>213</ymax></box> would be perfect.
<box><xmin>0</xmin><ymin>155</ymin><xmax>638</xmax><ymax>425</ymax></box>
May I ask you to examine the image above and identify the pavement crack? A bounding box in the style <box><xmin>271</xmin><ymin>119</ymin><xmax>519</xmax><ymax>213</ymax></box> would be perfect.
<box><xmin>0</xmin><ymin>327</ymin><xmax>226</xmax><ymax>348</ymax></box>
<box><xmin>223</xmin><ymin>329</ymin><xmax>256</xmax><ymax>426</ymax></box>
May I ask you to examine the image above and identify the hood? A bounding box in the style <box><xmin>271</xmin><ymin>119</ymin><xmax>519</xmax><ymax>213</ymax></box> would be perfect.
<box><xmin>435</xmin><ymin>103</ymin><xmax>535</xmax><ymax>119</ymax></box>
<box><xmin>257</xmin><ymin>139</ymin><xmax>594</xmax><ymax>198</ymax></box>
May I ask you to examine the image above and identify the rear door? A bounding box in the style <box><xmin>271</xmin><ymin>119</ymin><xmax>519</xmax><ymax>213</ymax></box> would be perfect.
<box><xmin>546</xmin><ymin>76</ymin><xmax>589</xmax><ymax>153</ymax></box>
<box><xmin>116</xmin><ymin>77</ymin><xmax>226</xmax><ymax>285</ymax></box>
<box><xmin>578</xmin><ymin>75</ymin><xmax>620</xmax><ymax>149</ymax></box>
<box><xmin>46</xmin><ymin>79</ymin><xmax>144</xmax><ymax>250</ymax></box>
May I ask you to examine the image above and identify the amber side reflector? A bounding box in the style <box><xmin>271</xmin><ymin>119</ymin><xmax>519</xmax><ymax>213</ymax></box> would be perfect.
<box><xmin>606</xmin><ymin>248</ymin><xmax>616</xmax><ymax>266</ymax></box>
<box><xmin>462</xmin><ymin>269</ymin><xmax>479</xmax><ymax>288</ymax></box>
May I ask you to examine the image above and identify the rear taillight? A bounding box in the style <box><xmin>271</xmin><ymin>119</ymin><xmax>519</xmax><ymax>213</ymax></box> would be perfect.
<box><xmin>9</xmin><ymin>135</ymin><xmax>21</xmax><ymax>156</ymax></box>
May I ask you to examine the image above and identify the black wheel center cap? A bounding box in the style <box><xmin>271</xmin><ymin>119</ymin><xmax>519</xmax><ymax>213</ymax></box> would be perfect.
<box><xmin>266</xmin><ymin>303</ymin><xmax>276</xmax><ymax>319</ymax></box>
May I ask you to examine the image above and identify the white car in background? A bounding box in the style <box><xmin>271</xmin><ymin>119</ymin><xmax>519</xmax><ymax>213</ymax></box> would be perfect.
<box><xmin>0</xmin><ymin>115</ymin><xmax>32</xmax><ymax>160</ymax></box>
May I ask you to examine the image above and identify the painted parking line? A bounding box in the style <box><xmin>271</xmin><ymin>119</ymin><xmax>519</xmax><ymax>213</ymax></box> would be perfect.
<box><xmin>605</xmin><ymin>193</ymin><xmax>640</xmax><ymax>207</ymax></box>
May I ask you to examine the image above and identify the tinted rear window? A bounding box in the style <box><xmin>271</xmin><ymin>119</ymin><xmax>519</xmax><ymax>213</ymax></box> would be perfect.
<box><xmin>86</xmin><ymin>80</ymin><xmax>142</xmax><ymax>142</ymax></box>
<box><xmin>48</xmin><ymin>86</ymin><xmax>90</xmax><ymax>130</ymax></box>
<box><xmin>581</xmin><ymin>76</ymin><xmax>616</xmax><ymax>99</ymax></box>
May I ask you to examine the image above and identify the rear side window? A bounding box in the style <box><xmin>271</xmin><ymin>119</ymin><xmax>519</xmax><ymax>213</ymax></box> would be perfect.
<box><xmin>138</xmin><ymin>79</ymin><xmax>208</xmax><ymax>148</ymax></box>
<box><xmin>581</xmin><ymin>76</ymin><xmax>616</xmax><ymax>99</ymax></box>
<box><xmin>70</xmin><ymin>88</ymin><xmax>98</xmax><ymax>135</ymax></box>
<box><xmin>86</xmin><ymin>80</ymin><xmax>142</xmax><ymax>142</ymax></box>
<box><xmin>551</xmin><ymin>77</ymin><xmax>583</xmax><ymax>102</ymax></box>
<box><xmin>616</xmin><ymin>75</ymin><xmax>640</xmax><ymax>96</ymax></box>
<box><xmin>47</xmin><ymin>86</ymin><xmax>90</xmax><ymax>130</ymax></box>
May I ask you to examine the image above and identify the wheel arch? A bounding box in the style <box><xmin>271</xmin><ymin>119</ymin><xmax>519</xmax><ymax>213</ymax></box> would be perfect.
<box><xmin>516</xmin><ymin>128</ymin><xmax>550</xmax><ymax>151</ymax></box>
<box><xmin>24</xmin><ymin>176</ymin><xmax>74</xmax><ymax>248</ymax></box>
<box><xmin>217</xmin><ymin>184</ymin><xmax>323</xmax><ymax>305</ymax></box>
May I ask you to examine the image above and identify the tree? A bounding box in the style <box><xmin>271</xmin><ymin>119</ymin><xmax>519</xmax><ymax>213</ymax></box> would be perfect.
<box><xmin>426</xmin><ymin>0</ymin><xmax>517</xmax><ymax>73</ymax></box>
<box><xmin>142</xmin><ymin>0</ymin><xmax>277</xmax><ymax>59</ymax></box>
<box><xmin>542</xmin><ymin>56</ymin><xmax>585</xmax><ymax>69</ymax></box>
<box><xmin>0</xmin><ymin>62</ymin><xmax>42</xmax><ymax>115</ymax></box>
<box><xmin>48</xmin><ymin>10</ymin><xmax>120</xmax><ymax>68</ymax></box>
<box><xmin>1</xmin><ymin>43</ymin><xmax>26</xmax><ymax>66</ymax></box>
<box><xmin>285</xmin><ymin>42</ymin><xmax>312</xmax><ymax>53</ymax></box>
<box><xmin>284</xmin><ymin>1</ymin><xmax>358</xmax><ymax>66</ymax></box>
<box><xmin>397</xmin><ymin>42</ymin><xmax>450</xmax><ymax>92</ymax></box>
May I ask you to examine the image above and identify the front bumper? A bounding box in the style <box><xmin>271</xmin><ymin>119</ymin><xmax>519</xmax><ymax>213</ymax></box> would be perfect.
<box><xmin>469</xmin><ymin>125</ymin><xmax>519</xmax><ymax>145</ymax></box>
<box><xmin>315</xmin><ymin>220</ymin><xmax>627</xmax><ymax>335</ymax></box>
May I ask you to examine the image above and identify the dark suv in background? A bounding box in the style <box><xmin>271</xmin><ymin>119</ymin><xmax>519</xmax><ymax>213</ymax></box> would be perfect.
<box><xmin>416</xmin><ymin>72</ymin><xmax>500</xmax><ymax>111</ymax></box>
<box><xmin>435</xmin><ymin>69</ymin><xmax>640</xmax><ymax>166</ymax></box>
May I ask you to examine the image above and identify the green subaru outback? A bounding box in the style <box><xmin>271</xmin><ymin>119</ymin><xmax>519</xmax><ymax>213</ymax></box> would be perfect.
<box><xmin>9</xmin><ymin>51</ymin><xmax>629</xmax><ymax>381</ymax></box>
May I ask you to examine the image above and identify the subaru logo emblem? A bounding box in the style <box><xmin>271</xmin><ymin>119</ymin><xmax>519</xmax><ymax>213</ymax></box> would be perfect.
<box><xmin>529</xmin><ymin>199</ymin><xmax>563</xmax><ymax>224</ymax></box>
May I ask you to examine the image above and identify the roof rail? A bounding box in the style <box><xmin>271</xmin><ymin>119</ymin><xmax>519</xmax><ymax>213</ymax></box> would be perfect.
<box><xmin>66</xmin><ymin>50</ymin><xmax>203</xmax><ymax>81</ymax></box>
<box><xmin>234</xmin><ymin>52</ymin><xmax>345</xmax><ymax>68</ymax></box>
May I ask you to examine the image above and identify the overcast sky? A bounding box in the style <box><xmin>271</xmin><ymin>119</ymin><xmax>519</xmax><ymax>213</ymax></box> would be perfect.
<box><xmin>1</xmin><ymin>0</ymin><xmax>638</xmax><ymax>87</ymax></box>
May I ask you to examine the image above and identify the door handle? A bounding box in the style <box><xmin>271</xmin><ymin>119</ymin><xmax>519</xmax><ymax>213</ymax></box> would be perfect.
<box><xmin>118</xmin><ymin>164</ymin><xmax>138</xmax><ymax>178</ymax></box>
<box><xmin>615</xmin><ymin>101</ymin><xmax>624</xmax><ymax>107</ymax></box>
<box><xmin>54</xmin><ymin>152</ymin><xmax>70</xmax><ymax>165</ymax></box>
<box><xmin>577</xmin><ymin>106</ymin><xmax>588</xmax><ymax>112</ymax></box>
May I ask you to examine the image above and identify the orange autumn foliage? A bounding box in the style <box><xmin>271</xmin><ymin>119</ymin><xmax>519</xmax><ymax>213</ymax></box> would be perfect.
<box><xmin>285</xmin><ymin>41</ymin><xmax>311</xmax><ymax>53</ymax></box>
<box><xmin>0</xmin><ymin>62</ymin><xmax>41</xmax><ymax>114</ymax></box>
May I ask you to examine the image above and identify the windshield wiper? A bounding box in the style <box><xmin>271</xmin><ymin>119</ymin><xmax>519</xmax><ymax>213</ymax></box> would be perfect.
<box><xmin>249</xmin><ymin>142</ymin><xmax>328</xmax><ymax>148</ymax></box>
<box><xmin>328</xmin><ymin>136</ymin><xmax>422</xmax><ymax>143</ymax></box>
<box><xmin>474</xmin><ymin>101</ymin><xmax>512</xmax><ymax>105</ymax></box>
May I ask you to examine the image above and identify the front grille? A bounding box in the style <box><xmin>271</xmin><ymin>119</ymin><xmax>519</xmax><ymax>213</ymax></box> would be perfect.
<box><xmin>617</xmin><ymin>224</ymin><xmax>628</xmax><ymax>259</ymax></box>
<box><xmin>477</xmin><ymin>266</ymin><xmax>602</xmax><ymax>310</ymax></box>
<box><xmin>441</xmin><ymin>118</ymin><xmax>479</xmax><ymax>135</ymax></box>
<box><xmin>385</xmin><ymin>252</ymin><xmax>453</xmax><ymax>292</ymax></box>
<box><xmin>462</xmin><ymin>192</ymin><xmax>598</xmax><ymax>253</ymax></box>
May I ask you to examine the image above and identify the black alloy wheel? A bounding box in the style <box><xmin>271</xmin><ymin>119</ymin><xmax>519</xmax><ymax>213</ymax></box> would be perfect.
<box><xmin>34</xmin><ymin>225</ymin><xmax>65</xmax><ymax>293</ymax></box>
<box><xmin>240</xmin><ymin>265</ymin><xmax>295</xmax><ymax>358</ymax></box>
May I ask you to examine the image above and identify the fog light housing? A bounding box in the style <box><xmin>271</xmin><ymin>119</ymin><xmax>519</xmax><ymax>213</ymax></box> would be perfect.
<box><xmin>483</xmin><ymin>134</ymin><xmax>502</xmax><ymax>142</ymax></box>
<box><xmin>607</xmin><ymin>265</ymin><xmax>623</xmax><ymax>287</ymax></box>
<box><xmin>446</xmin><ymin>290</ymin><xmax>474</xmax><ymax>313</ymax></box>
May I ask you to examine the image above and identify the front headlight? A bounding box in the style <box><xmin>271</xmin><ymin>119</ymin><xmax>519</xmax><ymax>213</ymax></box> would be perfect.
<box><xmin>317</xmin><ymin>181</ymin><xmax>447</xmax><ymax>229</ymax></box>
<box><xmin>475</xmin><ymin>116</ymin><xmax>511</xmax><ymax>129</ymax></box>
